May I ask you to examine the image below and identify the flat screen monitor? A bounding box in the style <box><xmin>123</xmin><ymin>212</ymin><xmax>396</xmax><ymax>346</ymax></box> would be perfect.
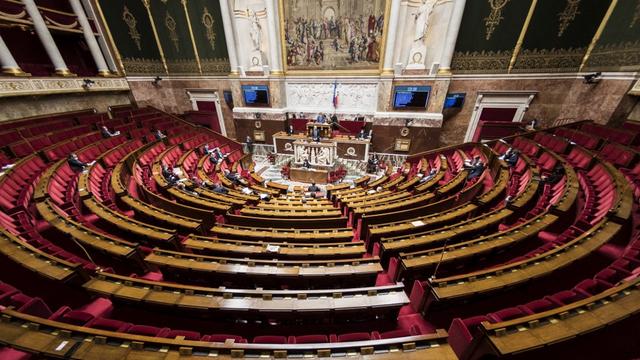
<box><xmin>393</xmin><ymin>86</ymin><xmax>431</xmax><ymax>110</ymax></box>
<box><xmin>444</xmin><ymin>93</ymin><xmax>466</xmax><ymax>109</ymax></box>
<box><xmin>242</xmin><ymin>85</ymin><xmax>269</xmax><ymax>107</ymax></box>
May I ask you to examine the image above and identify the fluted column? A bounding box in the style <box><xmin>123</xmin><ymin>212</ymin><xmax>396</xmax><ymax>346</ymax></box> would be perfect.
<box><xmin>437</xmin><ymin>0</ymin><xmax>466</xmax><ymax>75</ymax></box>
<box><xmin>392</xmin><ymin>2</ymin><xmax>408</xmax><ymax>67</ymax></box>
<box><xmin>0</xmin><ymin>34</ymin><xmax>29</xmax><ymax>76</ymax></box>
<box><xmin>264</xmin><ymin>0</ymin><xmax>283</xmax><ymax>75</ymax></box>
<box><xmin>69</xmin><ymin>0</ymin><xmax>110</xmax><ymax>76</ymax></box>
<box><xmin>219</xmin><ymin>0</ymin><xmax>239</xmax><ymax>75</ymax></box>
<box><xmin>381</xmin><ymin>0</ymin><xmax>402</xmax><ymax>75</ymax></box>
<box><xmin>22</xmin><ymin>0</ymin><xmax>74</xmax><ymax>76</ymax></box>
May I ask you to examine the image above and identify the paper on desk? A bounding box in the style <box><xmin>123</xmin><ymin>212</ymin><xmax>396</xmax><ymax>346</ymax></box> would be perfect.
<box><xmin>266</xmin><ymin>244</ymin><xmax>280</xmax><ymax>253</ymax></box>
<box><xmin>411</xmin><ymin>220</ymin><xmax>425</xmax><ymax>227</ymax></box>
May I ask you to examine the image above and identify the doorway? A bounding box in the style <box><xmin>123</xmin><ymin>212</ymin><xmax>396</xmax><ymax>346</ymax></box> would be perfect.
<box><xmin>464</xmin><ymin>91</ymin><xmax>537</xmax><ymax>142</ymax></box>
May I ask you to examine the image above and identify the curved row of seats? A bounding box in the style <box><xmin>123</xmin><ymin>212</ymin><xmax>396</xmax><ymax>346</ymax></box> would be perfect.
<box><xmin>1</xmin><ymin>107</ymin><xmax>640</xmax><ymax>359</ymax></box>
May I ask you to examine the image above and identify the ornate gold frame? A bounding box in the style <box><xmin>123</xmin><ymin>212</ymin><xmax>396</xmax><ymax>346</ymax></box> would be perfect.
<box><xmin>277</xmin><ymin>0</ymin><xmax>392</xmax><ymax>76</ymax></box>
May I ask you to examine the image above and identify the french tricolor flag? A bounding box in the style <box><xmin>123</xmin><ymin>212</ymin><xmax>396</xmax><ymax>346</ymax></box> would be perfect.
<box><xmin>332</xmin><ymin>81</ymin><xmax>339</xmax><ymax>109</ymax></box>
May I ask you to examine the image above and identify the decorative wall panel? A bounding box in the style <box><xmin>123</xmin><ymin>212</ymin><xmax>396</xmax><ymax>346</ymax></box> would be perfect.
<box><xmin>586</xmin><ymin>0</ymin><xmax>640</xmax><ymax>71</ymax></box>
<box><xmin>186</xmin><ymin>0</ymin><xmax>230</xmax><ymax>74</ymax></box>
<box><xmin>285</xmin><ymin>82</ymin><xmax>378</xmax><ymax>113</ymax></box>
<box><xmin>96</xmin><ymin>0</ymin><xmax>164</xmax><ymax>75</ymax></box>
<box><xmin>148</xmin><ymin>0</ymin><xmax>198</xmax><ymax>74</ymax></box>
<box><xmin>281</xmin><ymin>0</ymin><xmax>388</xmax><ymax>73</ymax></box>
<box><xmin>451</xmin><ymin>0</ymin><xmax>533</xmax><ymax>74</ymax></box>
<box><xmin>513</xmin><ymin>0</ymin><xmax>612</xmax><ymax>72</ymax></box>
<box><xmin>96</xmin><ymin>0</ymin><xmax>229</xmax><ymax>75</ymax></box>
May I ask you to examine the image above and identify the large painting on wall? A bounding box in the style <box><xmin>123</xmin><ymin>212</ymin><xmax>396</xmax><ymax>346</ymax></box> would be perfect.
<box><xmin>281</xmin><ymin>0</ymin><xmax>388</xmax><ymax>73</ymax></box>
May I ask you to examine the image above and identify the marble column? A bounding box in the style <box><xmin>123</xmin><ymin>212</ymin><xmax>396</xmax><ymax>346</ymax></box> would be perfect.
<box><xmin>381</xmin><ymin>0</ymin><xmax>402</xmax><ymax>75</ymax></box>
<box><xmin>219</xmin><ymin>0</ymin><xmax>240</xmax><ymax>75</ymax></box>
<box><xmin>438</xmin><ymin>0</ymin><xmax>466</xmax><ymax>75</ymax></box>
<box><xmin>69</xmin><ymin>0</ymin><xmax>110</xmax><ymax>76</ymax></box>
<box><xmin>0</xmin><ymin>34</ymin><xmax>29</xmax><ymax>76</ymax></box>
<box><xmin>22</xmin><ymin>0</ymin><xmax>74</xmax><ymax>76</ymax></box>
<box><xmin>392</xmin><ymin>2</ymin><xmax>408</xmax><ymax>67</ymax></box>
<box><xmin>264</xmin><ymin>0</ymin><xmax>283</xmax><ymax>75</ymax></box>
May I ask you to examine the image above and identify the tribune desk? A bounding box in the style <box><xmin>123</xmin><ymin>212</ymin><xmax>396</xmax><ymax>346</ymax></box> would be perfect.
<box><xmin>273</xmin><ymin>132</ymin><xmax>370</xmax><ymax>162</ymax></box>
<box><xmin>290</xmin><ymin>167</ymin><xmax>329</xmax><ymax>184</ymax></box>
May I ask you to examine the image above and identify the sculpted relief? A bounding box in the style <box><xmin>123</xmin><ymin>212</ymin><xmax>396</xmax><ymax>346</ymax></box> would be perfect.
<box><xmin>286</xmin><ymin>83</ymin><xmax>378</xmax><ymax>112</ymax></box>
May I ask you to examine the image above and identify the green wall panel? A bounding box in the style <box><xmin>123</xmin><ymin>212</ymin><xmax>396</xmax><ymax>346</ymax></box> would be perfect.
<box><xmin>149</xmin><ymin>0</ymin><xmax>198</xmax><ymax>74</ymax></box>
<box><xmin>513</xmin><ymin>0</ymin><xmax>612</xmax><ymax>72</ymax></box>
<box><xmin>586</xmin><ymin>0</ymin><xmax>640</xmax><ymax>71</ymax></box>
<box><xmin>452</xmin><ymin>0</ymin><xmax>533</xmax><ymax>73</ymax></box>
<box><xmin>97</xmin><ymin>0</ymin><xmax>164</xmax><ymax>75</ymax></box>
<box><xmin>186</xmin><ymin>0</ymin><xmax>230</xmax><ymax>74</ymax></box>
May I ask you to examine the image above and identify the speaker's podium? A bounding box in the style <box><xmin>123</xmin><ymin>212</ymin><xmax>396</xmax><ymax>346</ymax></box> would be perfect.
<box><xmin>306</xmin><ymin>123</ymin><xmax>332</xmax><ymax>138</ymax></box>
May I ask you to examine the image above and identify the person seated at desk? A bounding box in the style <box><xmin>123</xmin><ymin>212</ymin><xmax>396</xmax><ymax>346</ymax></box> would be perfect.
<box><xmin>315</xmin><ymin>113</ymin><xmax>326</xmax><ymax>123</ymax></box>
<box><xmin>287</xmin><ymin>125</ymin><xmax>294</xmax><ymax>135</ymax></box>
<box><xmin>203</xmin><ymin>144</ymin><xmax>213</xmax><ymax>155</ymax></box>
<box><xmin>464</xmin><ymin>155</ymin><xmax>485</xmax><ymax>181</ymax></box>
<box><xmin>161</xmin><ymin>164</ymin><xmax>179</xmax><ymax>185</ymax></box>
<box><xmin>302</xmin><ymin>159</ymin><xmax>311</xmax><ymax>169</ymax></box>
<box><xmin>419</xmin><ymin>168</ymin><xmax>438</xmax><ymax>184</ymax></box>
<box><xmin>154</xmin><ymin>129</ymin><xmax>166</xmax><ymax>140</ymax></box>
<box><xmin>540</xmin><ymin>163</ymin><xmax>565</xmax><ymax>185</ymax></box>
<box><xmin>525</xmin><ymin>119</ymin><xmax>538</xmax><ymax>131</ymax></box>
<box><xmin>311</xmin><ymin>126</ymin><xmax>321</xmax><ymax>142</ymax></box>
<box><xmin>100</xmin><ymin>126</ymin><xmax>120</xmax><ymax>138</ymax></box>
<box><xmin>367</xmin><ymin>186</ymin><xmax>383</xmax><ymax>195</ymax></box>
<box><xmin>245</xmin><ymin>136</ymin><xmax>254</xmax><ymax>154</ymax></box>
<box><xmin>67</xmin><ymin>153</ymin><xmax>90</xmax><ymax>172</ymax></box>
<box><xmin>356</xmin><ymin>128</ymin><xmax>368</xmax><ymax>140</ymax></box>
<box><xmin>307</xmin><ymin>182</ymin><xmax>321</xmax><ymax>198</ymax></box>
<box><xmin>224</xmin><ymin>168</ymin><xmax>242</xmax><ymax>185</ymax></box>
<box><xmin>501</xmin><ymin>148</ymin><xmax>519</xmax><ymax>168</ymax></box>
<box><xmin>330</xmin><ymin>113</ymin><xmax>339</xmax><ymax>130</ymax></box>
<box><xmin>211</xmin><ymin>183</ymin><xmax>229</xmax><ymax>194</ymax></box>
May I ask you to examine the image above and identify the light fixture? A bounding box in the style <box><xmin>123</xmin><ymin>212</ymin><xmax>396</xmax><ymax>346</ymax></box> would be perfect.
<box><xmin>583</xmin><ymin>72</ymin><xmax>602</xmax><ymax>84</ymax></box>
<box><xmin>152</xmin><ymin>76</ymin><xmax>163</xmax><ymax>87</ymax></box>
<box><xmin>82</xmin><ymin>79</ymin><xmax>95</xmax><ymax>90</ymax></box>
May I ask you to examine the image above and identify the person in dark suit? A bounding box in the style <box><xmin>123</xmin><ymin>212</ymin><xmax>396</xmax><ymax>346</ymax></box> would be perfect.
<box><xmin>245</xmin><ymin>136</ymin><xmax>254</xmax><ymax>154</ymax></box>
<box><xmin>502</xmin><ymin>148</ymin><xmax>519</xmax><ymax>168</ymax></box>
<box><xmin>161</xmin><ymin>164</ymin><xmax>178</xmax><ymax>184</ymax></box>
<box><xmin>67</xmin><ymin>153</ymin><xmax>88</xmax><ymax>172</ymax></box>
<box><xmin>356</xmin><ymin>128</ymin><xmax>367</xmax><ymax>139</ymax></box>
<box><xmin>464</xmin><ymin>156</ymin><xmax>485</xmax><ymax>181</ymax></box>
<box><xmin>212</xmin><ymin>183</ymin><xmax>229</xmax><ymax>194</ymax></box>
<box><xmin>312</xmin><ymin>126</ymin><xmax>320</xmax><ymax>142</ymax></box>
<box><xmin>541</xmin><ymin>163</ymin><xmax>565</xmax><ymax>184</ymax></box>
<box><xmin>303</xmin><ymin>159</ymin><xmax>311</xmax><ymax>169</ymax></box>
<box><xmin>330</xmin><ymin>113</ymin><xmax>339</xmax><ymax>130</ymax></box>
<box><xmin>308</xmin><ymin>182</ymin><xmax>320</xmax><ymax>192</ymax></box>
<box><xmin>100</xmin><ymin>126</ymin><xmax>119</xmax><ymax>138</ymax></box>
<box><xmin>287</xmin><ymin>125</ymin><xmax>294</xmax><ymax>135</ymax></box>
<box><xmin>154</xmin><ymin>129</ymin><xmax>166</xmax><ymax>140</ymax></box>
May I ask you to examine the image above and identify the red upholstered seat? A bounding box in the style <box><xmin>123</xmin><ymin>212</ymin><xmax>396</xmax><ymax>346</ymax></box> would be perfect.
<box><xmin>289</xmin><ymin>334</ymin><xmax>329</xmax><ymax>344</ymax></box>
<box><xmin>520</xmin><ymin>299</ymin><xmax>558</xmax><ymax>314</ymax></box>
<box><xmin>574</xmin><ymin>279</ymin><xmax>612</xmax><ymax>297</ymax></box>
<box><xmin>202</xmin><ymin>334</ymin><xmax>246</xmax><ymax>343</ymax></box>
<box><xmin>487</xmin><ymin>307</ymin><xmax>528</xmax><ymax>323</ymax></box>
<box><xmin>126</xmin><ymin>325</ymin><xmax>171</xmax><ymax>337</ymax></box>
<box><xmin>253</xmin><ymin>335</ymin><xmax>287</xmax><ymax>344</ymax></box>
<box><xmin>0</xmin><ymin>347</ymin><xmax>32</xmax><ymax>360</ymax></box>
<box><xmin>448</xmin><ymin>316</ymin><xmax>489</xmax><ymax>359</ymax></box>
<box><xmin>164</xmin><ymin>330</ymin><xmax>201</xmax><ymax>341</ymax></box>
<box><xmin>336</xmin><ymin>332</ymin><xmax>371</xmax><ymax>342</ymax></box>
<box><xmin>86</xmin><ymin>317</ymin><xmax>132</xmax><ymax>332</ymax></box>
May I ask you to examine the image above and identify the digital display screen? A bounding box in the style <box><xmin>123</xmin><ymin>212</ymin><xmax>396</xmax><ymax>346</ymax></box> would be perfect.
<box><xmin>444</xmin><ymin>93</ymin><xmax>466</xmax><ymax>109</ymax></box>
<box><xmin>242</xmin><ymin>85</ymin><xmax>269</xmax><ymax>107</ymax></box>
<box><xmin>393</xmin><ymin>86</ymin><xmax>431</xmax><ymax>109</ymax></box>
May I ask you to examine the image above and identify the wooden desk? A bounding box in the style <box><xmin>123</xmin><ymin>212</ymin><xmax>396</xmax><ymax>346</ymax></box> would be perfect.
<box><xmin>145</xmin><ymin>248</ymin><xmax>382</xmax><ymax>287</ymax></box>
<box><xmin>0</xmin><ymin>308</ymin><xmax>456</xmax><ymax>359</ymax></box>
<box><xmin>84</xmin><ymin>272</ymin><xmax>409</xmax><ymax>319</ymax></box>
<box><xmin>184</xmin><ymin>235</ymin><xmax>366</xmax><ymax>260</ymax></box>
<box><xmin>425</xmin><ymin>220</ymin><xmax>622</xmax><ymax>310</ymax></box>
<box><xmin>289</xmin><ymin>167</ymin><xmax>329</xmax><ymax>184</ymax></box>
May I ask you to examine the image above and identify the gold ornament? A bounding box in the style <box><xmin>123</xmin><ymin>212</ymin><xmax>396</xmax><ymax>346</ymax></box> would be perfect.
<box><xmin>165</xmin><ymin>11</ymin><xmax>179</xmax><ymax>52</ymax></box>
<box><xmin>122</xmin><ymin>6</ymin><xmax>142</xmax><ymax>51</ymax></box>
<box><xmin>557</xmin><ymin>0</ymin><xmax>581</xmax><ymax>37</ymax></box>
<box><xmin>202</xmin><ymin>7</ymin><xmax>217</xmax><ymax>51</ymax></box>
<box><xmin>484</xmin><ymin>0</ymin><xmax>511</xmax><ymax>41</ymax></box>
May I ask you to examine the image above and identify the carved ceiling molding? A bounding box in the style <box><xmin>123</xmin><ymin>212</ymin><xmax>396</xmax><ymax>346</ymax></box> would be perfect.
<box><xmin>0</xmin><ymin>78</ymin><xmax>130</xmax><ymax>98</ymax></box>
